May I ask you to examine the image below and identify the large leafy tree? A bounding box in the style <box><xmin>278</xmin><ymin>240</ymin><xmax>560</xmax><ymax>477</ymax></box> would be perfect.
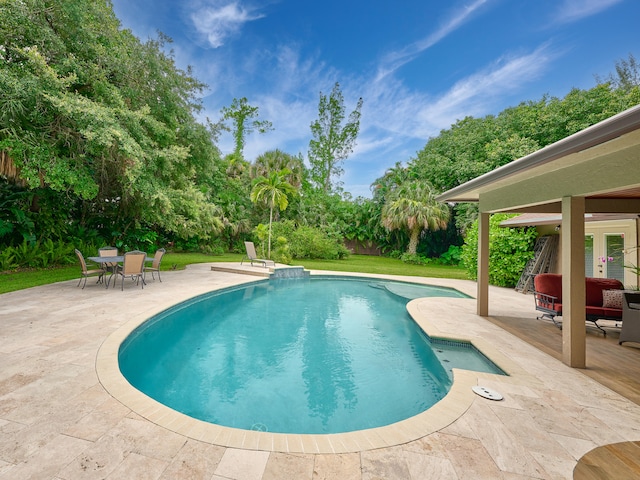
<box><xmin>250</xmin><ymin>169</ymin><xmax>297</xmax><ymax>258</ymax></box>
<box><xmin>308</xmin><ymin>82</ymin><xmax>363</xmax><ymax>193</ymax></box>
<box><xmin>0</xmin><ymin>0</ymin><xmax>224</xmax><ymax>246</ymax></box>
<box><xmin>412</xmin><ymin>81</ymin><xmax>640</xmax><ymax>197</ymax></box>
<box><xmin>461</xmin><ymin>213</ymin><xmax>537</xmax><ymax>287</ymax></box>
<box><xmin>410</xmin><ymin>75</ymin><xmax>640</xmax><ymax>234</ymax></box>
<box><xmin>381</xmin><ymin>180</ymin><xmax>450</xmax><ymax>255</ymax></box>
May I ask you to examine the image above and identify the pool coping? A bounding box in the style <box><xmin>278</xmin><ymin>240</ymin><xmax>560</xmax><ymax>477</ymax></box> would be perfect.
<box><xmin>96</xmin><ymin>272</ymin><xmax>526</xmax><ymax>454</ymax></box>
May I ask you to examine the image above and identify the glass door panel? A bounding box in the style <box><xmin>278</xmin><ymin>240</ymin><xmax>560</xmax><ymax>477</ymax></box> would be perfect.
<box><xmin>605</xmin><ymin>234</ymin><xmax>624</xmax><ymax>282</ymax></box>
<box><xmin>585</xmin><ymin>235</ymin><xmax>594</xmax><ymax>277</ymax></box>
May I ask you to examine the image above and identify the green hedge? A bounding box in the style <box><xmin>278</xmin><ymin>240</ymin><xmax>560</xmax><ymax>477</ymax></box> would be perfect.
<box><xmin>461</xmin><ymin>213</ymin><xmax>537</xmax><ymax>287</ymax></box>
<box><xmin>259</xmin><ymin>221</ymin><xmax>350</xmax><ymax>263</ymax></box>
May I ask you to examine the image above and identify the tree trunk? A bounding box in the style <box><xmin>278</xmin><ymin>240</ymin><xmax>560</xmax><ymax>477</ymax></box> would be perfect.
<box><xmin>268</xmin><ymin>206</ymin><xmax>273</xmax><ymax>258</ymax></box>
<box><xmin>407</xmin><ymin>228</ymin><xmax>420</xmax><ymax>255</ymax></box>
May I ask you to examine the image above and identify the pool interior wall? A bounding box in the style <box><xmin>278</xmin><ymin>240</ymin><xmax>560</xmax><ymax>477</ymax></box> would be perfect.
<box><xmin>120</xmin><ymin>276</ymin><xmax>499</xmax><ymax>434</ymax></box>
<box><xmin>98</xmin><ymin>272</ymin><xmax>520</xmax><ymax>454</ymax></box>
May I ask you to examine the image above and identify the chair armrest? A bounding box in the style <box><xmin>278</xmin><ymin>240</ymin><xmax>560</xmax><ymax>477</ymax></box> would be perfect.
<box><xmin>534</xmin><ymin>291</ymin><xmax>559</xmax><ymax>309</ymax></box>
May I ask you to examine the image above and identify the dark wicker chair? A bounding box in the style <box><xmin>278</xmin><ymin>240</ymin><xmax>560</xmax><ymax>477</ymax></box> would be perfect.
<box><xmin>619</xmin><ymin>292</ymin><xmax>640</xmax><ymax>345</ymax></box>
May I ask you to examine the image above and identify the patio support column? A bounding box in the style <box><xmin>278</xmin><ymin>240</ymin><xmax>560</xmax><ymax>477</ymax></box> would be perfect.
<box><xmin>477</xmin><ymin>212</ymin><xmax>490</xmax><ymax>316</ymax></box>
<box><xmin>561</xmin><ymin>196</ymin><xmax>586</xmax><ymax>368</ymax></box>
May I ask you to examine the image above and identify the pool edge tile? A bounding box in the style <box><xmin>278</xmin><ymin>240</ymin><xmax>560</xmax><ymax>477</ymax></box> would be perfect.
<box><xmin>95</xmin><ymin>272</ymin><xmax>512</xmax><ymax>455</ymax></box>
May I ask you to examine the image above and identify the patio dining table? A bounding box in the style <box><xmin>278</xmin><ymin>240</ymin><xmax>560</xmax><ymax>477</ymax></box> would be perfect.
<box><xmin>87</xmin><ymin>255</ymin><xmax>154</xmax><ymax>289</ymax></box>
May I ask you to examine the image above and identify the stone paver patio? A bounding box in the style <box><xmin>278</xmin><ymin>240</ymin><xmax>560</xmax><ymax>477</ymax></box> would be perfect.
<box><xmin>1</xmin><ymin>263</ymin><xmax>640</xmax><ymax>479</ymax></box>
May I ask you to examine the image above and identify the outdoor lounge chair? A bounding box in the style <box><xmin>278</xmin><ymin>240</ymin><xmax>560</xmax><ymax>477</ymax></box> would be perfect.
<box><xmin>619</xmin><ymin>292</ymin><xmax>640</xmax><ymax>345</ymax></box>
<box><xmin>75</xmin><ymin>249</ymin><xmax>106</xmax><ymax>289</ymax></box>
<box><xmin>241</xmin><ymin>241</ymin><xmax>275</xmax><ymax>268</ymax></box>
<box><xmin>114</xmin><ymin>250</ymin><xmax>146</xmax><ymax>290</ymax></box>
<box><xmin>144</xmin><ymin>248</ymin><xmax>166</xmax><ymax>282</ymax></box>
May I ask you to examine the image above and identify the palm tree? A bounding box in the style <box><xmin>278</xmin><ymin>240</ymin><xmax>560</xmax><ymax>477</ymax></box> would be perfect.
<box><xmin>250</xmin><ymin>169</ymin><xmax>297</xmax><ymax>258</ymax></box>
<box><xmin>251</xmin><ymin>149</ymin><xmax>304</xmax><ymax>188</ymax></box>
<box><xmin>381</xmin><ymin>180</ymin><xmax>450</xmax><ymax>255</ymax></box>
<box><xmin>372</xmin><ymin>161</ymin><xmax>411</xmax><ymax>202</ymax></box>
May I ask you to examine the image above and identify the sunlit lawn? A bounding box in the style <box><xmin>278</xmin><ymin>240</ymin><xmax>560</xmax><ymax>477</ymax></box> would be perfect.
<box><xmin>0</xmin><ymin>253</ymin><xmax>468</xmax><ymax>295</ymax></box>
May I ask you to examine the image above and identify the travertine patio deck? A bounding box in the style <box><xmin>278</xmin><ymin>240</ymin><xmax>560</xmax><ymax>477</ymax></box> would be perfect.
<box><xmin>1</xmin><ymin>263</ymin><xmax>640</xmax><ymax>479</ymax></box>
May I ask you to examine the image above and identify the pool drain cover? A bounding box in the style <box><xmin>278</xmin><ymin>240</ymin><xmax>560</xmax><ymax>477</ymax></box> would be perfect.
<box><xmin>472</xmin><ymin>386</ymin><xmax>503</xmax><ymax>401</ymax></box>
<box><xmin>251</xmin><ymin>423</ymin><xmax>268</xmax><ymax>432</ymax></box>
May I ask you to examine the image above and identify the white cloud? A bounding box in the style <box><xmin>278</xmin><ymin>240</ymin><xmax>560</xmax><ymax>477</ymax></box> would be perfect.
<box><xmin>417</xmin><ymin>44</ymin><xmax>558</xmax><ymax>133</ymax></box>
<box><xmin>193</xmin><ymin>30</ymin><xmax>559</xmax><ymax>197</ymax></box>
<box><xmin>334</xmin><ymin>43</ymin><xmax>561</xmax><ymax>195</ymax></box>
<box><xmin>376</xmin><ymin>0</ymin><xmax>492</xmax><ymax>81</ymax></box>
<box><xmin>209</xmin><ymin>44</ymin><xmax>339</xmax><ymax>161</ymax></box>
<box><xmin>241</xmin><ymin>97</ymin><xmax>316</xmax><ymax>162</ymax></box>
<box><xmin>223</xmin><ymin>41</ymin><xmax>560</xmax><ymax>195</ymax></box>
<box><xmin>189</xmin><ymin>1</ymin><xmax>264</xmax><ymax>48</ymax></box>
<box><xmin>554</xmin><ymin>0</ymin><xmax>623</xmax><ymax>24</ymax></box>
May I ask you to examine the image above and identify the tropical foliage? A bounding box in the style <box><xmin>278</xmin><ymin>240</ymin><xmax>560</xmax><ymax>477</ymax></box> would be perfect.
<box><xmin>1</xmin><ymin>0</ymin><xmax>639</xmax><ymax>286</ymax></box>
<box><xmin>381</xmin><ymin>180</ymin><xmax>450</xmax><ymax>255</ymax></box>
<box><xmin>250</xmin><ymin>169</ymin><xmax>297</xmax><ymax>257</ymax></box>
<box><xmin>0</xmin><ymin>0</ymin><xmax>225</xmax><ymax>250</ymax></box>
<box><xmin>460</xmin><ymin>214</ymin><xmax>538</xmax><ymax>288</ymax></box>
<box><xmin>268</xmin><ymin>221</ymin><xmax>350</xmax><ymax>262</ymax></box>
<box><xmin>308</xmin><ymin>82</ymin><xmax>363</xmax><ymax>193</ymax></box>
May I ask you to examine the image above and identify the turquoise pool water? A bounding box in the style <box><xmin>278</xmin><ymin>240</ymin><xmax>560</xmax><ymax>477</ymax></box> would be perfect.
<box><xmin>119</xmin><ymin>276</ymin><xmax>503</xmax><ymax>434</ymax></box>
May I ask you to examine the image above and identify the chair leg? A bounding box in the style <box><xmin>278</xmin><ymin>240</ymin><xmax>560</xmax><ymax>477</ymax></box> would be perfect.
<box><xmin>590</xmin><ymin>320</ymin><xmax>607</xmax><ymax>336</ymax></box>
<box><xmin>537</xmin><ymin>312</ymin><xmax>562</xmax><ymax>329</ymax></box>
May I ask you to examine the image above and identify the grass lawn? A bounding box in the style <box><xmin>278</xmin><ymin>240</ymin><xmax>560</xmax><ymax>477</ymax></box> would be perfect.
<box><xmin>0</xmin><ymin>253</ymin><xmax>468</xmax><ymax>295</ymax></box>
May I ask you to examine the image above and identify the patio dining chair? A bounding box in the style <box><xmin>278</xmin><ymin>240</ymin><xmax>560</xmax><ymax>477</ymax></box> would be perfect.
<box><xmin>144</xmin><ymin>248</ymin><xmax>166</xmax><ymax>282</ymax></box>
<box><xmin>98</xmin><ymin>246</ymin><xmax>119</xmax><ymax>275</ymax></box>
<box><xmin>75</xmin><ymin>249</ymin><xmax>106</xmax><ymax>289</ymax></box>
<box><xmin>114</xmin><ymin>250</ymin><xmax>146</xmax><ymax>291</ymax></box>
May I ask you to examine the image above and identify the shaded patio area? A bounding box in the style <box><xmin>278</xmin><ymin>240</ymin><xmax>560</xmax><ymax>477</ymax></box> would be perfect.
<box><xmin>486</xmin><ymin>312</ymin><xmax>640</xmax><ymax>406</ymax></box>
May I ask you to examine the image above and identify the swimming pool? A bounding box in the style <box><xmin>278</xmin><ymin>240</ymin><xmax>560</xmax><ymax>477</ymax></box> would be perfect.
<box><xmin>119</xmin><ymin>276</ymin><xmax>504</xmax><ymax>434</ymax></box>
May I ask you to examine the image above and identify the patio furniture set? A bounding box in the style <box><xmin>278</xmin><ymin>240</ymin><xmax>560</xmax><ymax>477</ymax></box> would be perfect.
<box><xmin>533</xmin><ymin>272</ymin><xmax>640</xmax><ymax>345</ymax></box>
<box><xmin>75</xmin><ymin>247</ymin><xmax>165</xmax><ymax>290</ymax></box>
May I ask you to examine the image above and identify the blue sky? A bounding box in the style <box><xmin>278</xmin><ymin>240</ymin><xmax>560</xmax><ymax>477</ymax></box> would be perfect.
<box><xmin>110</xmin><ymin>0</ymin><xmax>639</xmax><ymax>198</ymax></box>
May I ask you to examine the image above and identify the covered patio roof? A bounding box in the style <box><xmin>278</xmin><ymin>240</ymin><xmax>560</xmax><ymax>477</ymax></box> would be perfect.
<box><xmin>437</xmin><ymin>103</ymin><xmax>640</xmax><ymax>368</ymax></box>
<box><xmin>499</xmin><ymin>212</ymin><xmax>638</xmax><ymax>227</ymax></box>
